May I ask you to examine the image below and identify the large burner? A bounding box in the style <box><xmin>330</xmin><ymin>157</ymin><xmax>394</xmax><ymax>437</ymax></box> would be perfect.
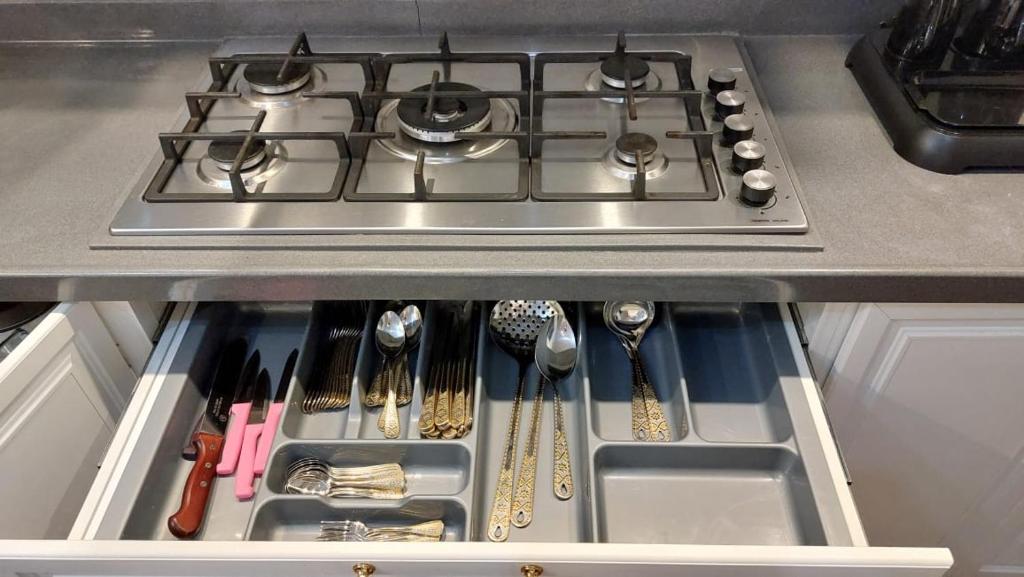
<box><xmin>396</xmin><ymin>81</ymin><xmax>493</xmax><ymax>143</ymax></box>
<box><xmin>243</xmin><ymin>62</ymin><xmax>313</xmax><ymax>95</ymax></box>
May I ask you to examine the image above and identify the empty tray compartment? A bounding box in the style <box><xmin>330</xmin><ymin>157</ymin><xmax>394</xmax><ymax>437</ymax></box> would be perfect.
<box><xmin>264</xmin><ymin>441</ymin><xmax>472</xmax><ymax>497</ymax></box>
<box><xmin>248</xmin><ymin>497</ymin><xmax>467</xmax><ymax>541</ymax></box>
<box><xmin>592</xmin><ymin>444</ymin><xmax>826</xmax><ymax>546</ymax></box>
<box><xmin>673</xmin><ymin>304</ymin><xmax>794</xmax><ymax>443</ymax></box>
<box><xmin>584</xmin><ymin>303</ymin><xmax>689</xmax><ymax>442</ymax></box>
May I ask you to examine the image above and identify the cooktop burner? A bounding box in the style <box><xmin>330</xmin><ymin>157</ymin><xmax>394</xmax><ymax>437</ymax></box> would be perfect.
<box><xmin>207</xmin><ymin>133</ymin><xmax>269</xmax><ymax>171</ymax></box>
<box><xmin>243</xmin><ymin>62</ymin><xmax>313</xmax><ymax>95</ymax></box>
<box><xmin>396</xmin><ymin>81</ymin><xmax>493</xmax><ymax>143</ymax></box>
<box><xmin>109</xmin><ymin>32</ymin><xmax>809</xmax><ymax>235</ymax></box>
<box><xmin>600</xmin><ymin>52</ymin><xmax>651</xmax><ymax>88</ymax></box>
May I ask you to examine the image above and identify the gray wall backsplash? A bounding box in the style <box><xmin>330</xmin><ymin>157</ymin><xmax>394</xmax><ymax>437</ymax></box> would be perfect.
<box><xmin>0</xmin><ymin>0</ymin><xmax>901</xmax><ymax>42</ymax></box>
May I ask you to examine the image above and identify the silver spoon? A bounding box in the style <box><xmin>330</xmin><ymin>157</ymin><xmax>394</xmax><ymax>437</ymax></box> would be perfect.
<box><xmin>535</xmin><ymin>313</ymin><xmax>577</xmax><ymax>500</ymax></box>
<box><xmin>375</xmin><ymin>310</ymin><xmax>405</xmax><ymax>439</ymax></box>
<box><xmin>603</xmin><ymin>301</ymin><xmax>672</xmax><ymax>442</ymax></box>
<box><xmin>486</xmin><ymin>300</ymin><xmax>563</xmax><ymax>541</ymax></box>
<box><xmin>398</xmin><ymin>305</ymin><xmax>422</xmax><ymax>406</ymax></box>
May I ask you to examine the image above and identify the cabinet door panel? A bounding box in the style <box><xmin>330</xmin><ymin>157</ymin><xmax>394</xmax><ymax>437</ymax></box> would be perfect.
<box><xmin>825</xmin><ymin>304</ymin><xmax>1024</xmax><ymax>577</ymax></box>
<box><xmin>0</xmin><ymin>303</ymin><xmax>137</xmax><ymax>539</ymax></box>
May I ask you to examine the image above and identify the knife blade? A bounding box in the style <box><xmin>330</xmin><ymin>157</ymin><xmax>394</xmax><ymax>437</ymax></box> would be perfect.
<box><xmin>216</xmin><ymin>350</ymin><xmax>260</xmax><ymax>475</ymax></box>
<box><xmin>254</xmin><ymin>348</ymin><xmax>298</xmax><ymax>475</ymax></box>
<box><xmin>181</xmin><ymin>339</ymin><xmax>248</xmax><ymax>460</ymax></box>
<box><xmin>236</xmin><ymin>368</ymin><xmax>271</xmax><ymax>500</ymax></box>
<box><xmin>167</xmin><ymin>338</ymin><xmax>248</xmax><ymax>539</ymax></box>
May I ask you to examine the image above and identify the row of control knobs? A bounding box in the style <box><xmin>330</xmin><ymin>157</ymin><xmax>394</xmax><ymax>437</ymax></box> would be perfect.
<box><xmin>708</xmin><ymin>67</ymin><xmax>776</xmax><ymax>206</ymax></box>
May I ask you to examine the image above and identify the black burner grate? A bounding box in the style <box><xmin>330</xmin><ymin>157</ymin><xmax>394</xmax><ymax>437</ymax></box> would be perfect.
<box><xmin>142</xmin><ymin>31</ymin><xmax>729</xmax><ymax>203</ymax></box>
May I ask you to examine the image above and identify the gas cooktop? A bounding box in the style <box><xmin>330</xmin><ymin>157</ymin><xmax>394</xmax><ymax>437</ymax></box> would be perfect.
<box><xmin>109</xmin><ymin>33</ymin><xmax>808</xmax><ymax>235</ymax></box>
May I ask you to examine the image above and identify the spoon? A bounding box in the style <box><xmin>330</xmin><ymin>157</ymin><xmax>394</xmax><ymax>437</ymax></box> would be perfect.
<box><xmin>603</xmin><ymin>301</ymin><xmax>671</xmax><ymax>442</ymax></box>
<box><xmin>398</xmin><ymin>305</ymin><xmax>422</xmax><ymax>406</ymax></box>
<box><xmin>486</xmin><ymin>300</ymin><xmax>563</xmax><ymax>541</ymax></box>
<box><xmin>375</xmin><ymin>310</ymin><xmax>405</xmax><ymax>439</ymax></box>
<box><xmin>535</xmin><ymin>313</ymin><xmax>577</xmax><ymax>500</ymax></box>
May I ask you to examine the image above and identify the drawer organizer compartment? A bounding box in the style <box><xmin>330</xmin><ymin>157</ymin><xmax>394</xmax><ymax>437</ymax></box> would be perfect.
<box><xmin>79</xmin><ymin>300</ymin><xmax>859</xmax><ymax>549</ymax></box>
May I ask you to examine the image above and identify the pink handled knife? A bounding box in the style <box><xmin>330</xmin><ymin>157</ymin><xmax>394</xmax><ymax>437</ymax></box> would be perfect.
<box><xmin>216</xmin><ymin>350</ymin><xmax>260</xmax><ymax>476</ymax></box>
<box><xmin>235</xmin><ymin>368</ymin><xmax>270</xmax><ymax>500</ymax></box>
<box><xmin>254</xmin><ymin>349</ymin><xmax>297</xmax><ymax>475</ymax></box>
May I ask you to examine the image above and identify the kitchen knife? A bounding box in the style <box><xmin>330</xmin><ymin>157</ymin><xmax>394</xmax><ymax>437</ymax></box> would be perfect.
<box><xmin>254</xmin><ymin>348</ymin><xmax>297</xmax><ymax>475</ymax></box>
<box><xmin>167</xmin><ymin>338</ymin><xmax>248</xmax><ymax>539</ymax></box>
<box><xmin>216</xmin><ymin>350</ymin><xmax>260</xmax><ymax>475</ymax></box>
<box><xmin>235</xmin><ymin>368</ymin><xmax>270</xmax><ymax>500</ymax></box>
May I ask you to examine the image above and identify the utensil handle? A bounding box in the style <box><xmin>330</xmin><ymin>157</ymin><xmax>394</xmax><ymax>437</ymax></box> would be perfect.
<box><xmin>635</xmin><ymin>352</ymin><xmax>671</xmax><ymax>442</ymax></box>
<box><xmin>487</xmin><ymin>364</ymin><xmax>527</xmax><ymax>542</ymax></box>
<box><xmin>254</xmin><ymin>402</ymin><xmax>283</xmax><ymax>475</ymax></box>
<box><xmin>168</xmin><ymin>431</ymin><xmax>223</xmax><ymax>539</ymax></box>
<box><xmin>551</xmin><ymin>382</ymin><xmax>574</xmax><ymax>500</ymax></box>
<box><xmin>216</xmin><ymin>402</ymin><xmax>250</xmax><ymax>475</ymax></box>
<box><xmin>235</xmin><ymin>423</ymin><xmax>263</xmax><ymax>500</ymax></box>
<box><xmin>624</xmin><ymin>345</ymin><xmax>650</xmax><ymax>441</ymax></box>
<box><xmin>512</xmin><ymin>376</ymin><xmax>545</xmax><ymax>528</ymax></box>
<box><xmin>378</xmin><ymin>360</ymin><xmax>401</xmax><ymax>439</ymax></box>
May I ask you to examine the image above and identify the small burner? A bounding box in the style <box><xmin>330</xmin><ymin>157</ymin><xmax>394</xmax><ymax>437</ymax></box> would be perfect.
<box><xmin>600</xmin><ymin>54</ymin><xmax>650</xmax><ymax>88</ymax></box>
<box><xmin>396</xmin><ymin>81</ymin><xmax>493</xmax><ymax>143</ymax></box>
<box><xmin>208</xmin><ymin>133</ymin><xmax>268</xmax><ymax>172</ymax></box>
<box><xmin>243</xmin><ymin>62</ymin><xmax>313</xmax><ymax>95</ymax></box>
<box><xmin>614</xmin><ymin>132</ymin><xmax>659</xmax><ymax>165</ymax></box>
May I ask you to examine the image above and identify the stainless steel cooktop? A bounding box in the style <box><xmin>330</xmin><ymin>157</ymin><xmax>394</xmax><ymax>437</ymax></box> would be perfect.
<box><xmin>109</xmin><ymin>33</ymin><xmax>809</xmax><ymax>235</ymax></box>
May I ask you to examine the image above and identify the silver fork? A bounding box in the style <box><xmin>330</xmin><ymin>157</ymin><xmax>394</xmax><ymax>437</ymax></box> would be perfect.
<box><xmin>317</xmin><ymin>520</ymin><xmax>444</xmax><ymax>542</ymax></box>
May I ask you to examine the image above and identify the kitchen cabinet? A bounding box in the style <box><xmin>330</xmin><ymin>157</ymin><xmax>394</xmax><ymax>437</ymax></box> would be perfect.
<box><xmin>0</xmin><ymin>301</ymin><xmax>952</xmax><ymax>577</ymax></box>
<box><xmin>822</xmin><ymin>304</ymin><xmax>1024</xmax><ymax>577</ymax></box>
<box><xmin>0</xmin><ymin>302</ymin><xmax>138</xmax><ymax>539</ymax></box>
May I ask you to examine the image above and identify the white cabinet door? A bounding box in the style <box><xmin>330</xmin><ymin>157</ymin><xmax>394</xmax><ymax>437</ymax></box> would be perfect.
<box><xmin>824</xmin><ymin>304</ymin><xmax>1024</xmax><ymax>577</ymax></box>
<box><xmin>0</xmin><ymin>303</ymin><xmax>137</xmax><ymax>539</ymax></box>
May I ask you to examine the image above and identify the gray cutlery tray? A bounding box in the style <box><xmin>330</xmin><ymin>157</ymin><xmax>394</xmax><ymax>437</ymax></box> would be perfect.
<box><xmin>105</xmin><ymin>301</ymin><xmax>854</xmax><ymax>547</ymax></box>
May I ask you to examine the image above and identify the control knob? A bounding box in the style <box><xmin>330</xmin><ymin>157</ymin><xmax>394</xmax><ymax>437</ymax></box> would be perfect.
<box><xmin>741</xmin><ymin>169</ymin><xmax>776</xmax><ymax>206</ymax></box>
<box><xmin>707</xmin><ymin>68</ymin><xmax>737</xmax><ymax>94</ymax></box>
<box><xmin>721</xmin><ymin>114</ymin><xmax>754</xmax><ymax>146</ymax></box>
<box><xmin>732</xmin><ymin>140</ymin><xmax>766</xmax><ymax>173</ymax></box>
<box><xmin>715</xmin><ymin>90</ymin><xmax>746</xmax><ymax>119</ymax></box>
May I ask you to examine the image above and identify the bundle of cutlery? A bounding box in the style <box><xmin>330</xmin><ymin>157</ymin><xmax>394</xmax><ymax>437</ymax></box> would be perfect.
<box><xmin>302</xmin><ymin>301</ymin><xmax>368</xmax><ymax>414</ymax></box>
<box><xmin>485</xmin><ymin>300</ymin><xmax>579</xmax><ymax>542</ymax></box>
<box><xmin>366</xmin><ymin>304</ymin><xmax>422</xmax><ymax>438</ymax></box>
<box><xmin>316</xmin><ymin>520</ymin><xmax>445</xmax><ymax>542</ymax></box>
<box><xmin>284</xmin><ymin>459</ymin><xmax>406</xmax><ymax>499</ymax></box>
<box><xmin>419</xmin><ymin>301</ymin><xmax>477</xmax><ymax>440</ymax></box>
<box><xmin>603</xmin><ymin>301</ymin><xmax>678</xmax><ymax>442</ymax></box>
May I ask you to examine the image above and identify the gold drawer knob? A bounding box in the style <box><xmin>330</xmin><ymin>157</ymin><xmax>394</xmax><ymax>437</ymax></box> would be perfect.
<box><xmin>521</xmin><ymin>565</ymin><xmax>544</xmax><ymax>577</ymax></box>
<box><xmin>353</xmin><ymin>563</ymin><xmax>376</xmax><ymax>577</ymax></box>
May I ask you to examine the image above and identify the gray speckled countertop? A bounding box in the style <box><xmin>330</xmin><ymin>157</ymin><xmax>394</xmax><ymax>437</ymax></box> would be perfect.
<box><xmin>1</xmin><ymin>36</ymin><xmax>1022</xmax><ymax>302</ymax></box>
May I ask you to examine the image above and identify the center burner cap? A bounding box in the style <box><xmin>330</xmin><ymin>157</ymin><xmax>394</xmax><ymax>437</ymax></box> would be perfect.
<box><xmin>614</xmin><ymin>132</ymin><xmax>659</xmax><ymax>165</ymax></box>
<box><xmin>208</xmin><ymin>132</ymin><xmax>268</xmax><ymax>172</ymax></box>
<box><xmin>600</xmin><ymin>54</ymin><xmax>650</xmax><ymax>88</ymax></box>
<box><xmin>243</xmin><ymin>62</ymin><xmax>313</xmax><ymax>95</ymax></box>
<box><xmin>397</xmin><ymin>81</ymin><xmax>493</xmax><ymax>143</ymax></box>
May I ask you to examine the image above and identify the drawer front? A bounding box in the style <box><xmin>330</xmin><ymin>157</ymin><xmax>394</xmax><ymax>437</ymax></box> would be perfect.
<box><xmin>0</xmin><ymin>302</ymin><xmax>953</xmax><ymax>577</ymax></box>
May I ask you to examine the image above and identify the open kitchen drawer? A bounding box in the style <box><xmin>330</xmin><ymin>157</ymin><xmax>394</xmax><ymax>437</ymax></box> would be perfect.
<box><xmin>0</xmin><ymin>301</ymin><xmax>952</xmax><ymax>577</ymax></box>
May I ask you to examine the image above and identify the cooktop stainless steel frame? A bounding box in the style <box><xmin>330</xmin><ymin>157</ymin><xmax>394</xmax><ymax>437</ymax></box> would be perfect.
<box><xmin>108</xmin><ymin>35</ymin><xmax>809</xmax><ymax>236</ymax></box>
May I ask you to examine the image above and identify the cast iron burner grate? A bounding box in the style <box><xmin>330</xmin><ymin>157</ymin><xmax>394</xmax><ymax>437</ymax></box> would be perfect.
<box><xmin>531</xmin><ymin>32</ymin><xmax>721</xmax><ymax>201</ymax></box>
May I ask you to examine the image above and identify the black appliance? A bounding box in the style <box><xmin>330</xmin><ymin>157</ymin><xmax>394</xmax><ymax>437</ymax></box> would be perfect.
<box><xmin>846</xmin><ymin>0</ymin><xmax>1024</xmax><ymax>174</ymax></box>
